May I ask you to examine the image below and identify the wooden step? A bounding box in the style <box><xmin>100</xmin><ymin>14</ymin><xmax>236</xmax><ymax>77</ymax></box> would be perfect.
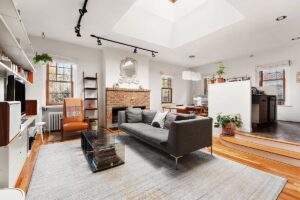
<box><xmin>235</xmin><ymin>130</ymin><xmax>300</xmax><ymax>147</ymax></box>
<box><xmin>221</xmin><ymin>136</ymin><xmax>300</xmax><ymax>160</ymax></box>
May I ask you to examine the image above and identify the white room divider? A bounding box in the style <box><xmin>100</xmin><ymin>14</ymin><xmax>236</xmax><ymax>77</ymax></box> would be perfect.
<box><xmin>208</xmin><ymin>80</ymin><xmax>252</xmax><ymax>135</ymax></box>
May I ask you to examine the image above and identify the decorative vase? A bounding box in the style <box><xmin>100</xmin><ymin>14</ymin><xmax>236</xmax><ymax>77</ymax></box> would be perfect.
<box><xmin>222</xmin><ymin>123</ymin><xmax>235</xmax><ymax>136</ymax></box>
<box><xmin>217</xmin><ymin>78</ymin><xmax>224</xmax><ymax>83</ymax></box>
<box><xmin>210</xmin><ymin>80</ymin><xmax>215</xmax><ymax>84</ymax></box>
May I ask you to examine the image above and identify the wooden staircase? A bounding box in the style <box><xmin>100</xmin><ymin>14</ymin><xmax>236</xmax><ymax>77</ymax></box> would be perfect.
<box><xmin>220</xmin><ymin>131</ymin><xmax>300</xmax><ymax>167</ymax></box>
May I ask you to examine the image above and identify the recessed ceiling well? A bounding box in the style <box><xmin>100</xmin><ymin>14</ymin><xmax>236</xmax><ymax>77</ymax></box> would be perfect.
<box><xmin>113</xmin><ymin>0</ymin><xmax>245</xmax><ymax>49</ymax></box>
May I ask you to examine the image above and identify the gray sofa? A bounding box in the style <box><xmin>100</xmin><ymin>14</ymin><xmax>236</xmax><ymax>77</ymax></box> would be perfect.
<box><xmin>118</xmin><ymin>109</ymin><xmax>213</xmax><ymax>168</ymax></box>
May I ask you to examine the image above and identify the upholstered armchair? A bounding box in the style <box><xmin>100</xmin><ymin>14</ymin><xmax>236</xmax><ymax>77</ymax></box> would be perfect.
<box><xmin>61</xmin><ymin>98</ymin><xmax>89</xmax><ymax>141</ymax></box>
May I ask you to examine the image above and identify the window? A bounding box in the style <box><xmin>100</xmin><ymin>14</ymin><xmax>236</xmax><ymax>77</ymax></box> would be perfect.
<box><xmin>161</xmin><ymin>76</ymin><xmax>172</xmax><ymax>103</ymax></box>
<box><xmin>46</xmin><ymin>62</ymin><xmax>73</xmax><ymax>105</ymax></box>
<box><xmin>259</xmin><ymin>67</ymin><xmax>285</xmax><ymax>105</ymax></box>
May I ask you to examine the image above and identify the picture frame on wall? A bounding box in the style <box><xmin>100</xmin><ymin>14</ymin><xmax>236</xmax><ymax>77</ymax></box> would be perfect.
<box><xmin>297</xmin><ymin>72</ymin><xmax>300</xmax><ymax>83</ymax></box>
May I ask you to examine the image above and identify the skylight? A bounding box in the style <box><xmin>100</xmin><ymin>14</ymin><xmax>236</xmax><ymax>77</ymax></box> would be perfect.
<box><xmin>113</xmin><ymin>0</ymin><xmax>244</xmax><ymax>48</ymax></box>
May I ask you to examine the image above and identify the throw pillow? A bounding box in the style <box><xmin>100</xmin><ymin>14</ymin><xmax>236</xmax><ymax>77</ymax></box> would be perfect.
<box><xmin>164</xmin><ymin>113</ymin><xmax>177</xmax><ymax>129</ymax></box>
<box><xmin>152</xmin><ymin>121</ymin><xmax>161</xmax><ymax>128</ymax></box>
<box><xmin>142</xmin><ymin>110</ymin><xmax>157</xmax><ymax>124</ymax></box>
<box><xmin>126</xmin><ymin>108</ymin><xmax>142</xmax><ymax>123</ymax></box>
<box><xmin>151</xmin><ymin>111</ymin><xmax>169</xmax><ymax>128</ymax></box>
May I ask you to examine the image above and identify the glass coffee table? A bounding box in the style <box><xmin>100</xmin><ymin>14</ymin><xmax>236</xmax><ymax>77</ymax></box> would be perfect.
<box><xmin>81</xmin><ymin>129</ymin><xmax>125</xmax><ymax>172</ymax></box>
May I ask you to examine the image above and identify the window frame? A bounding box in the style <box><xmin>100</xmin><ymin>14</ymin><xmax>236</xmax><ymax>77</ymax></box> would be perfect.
<box><xmin>259</xmin><ymin>68</ymin><xmax>286</xmax><ymax>105</ymax></box>
<box><xmin>161</xmin><ymin>76</ymin><xmax>173</xmax><ymax>104</ymax></box>
<box><xmin>46</xmin><ymin>63</ymin><xmax>74</xmax><ymax>105</ymax></box>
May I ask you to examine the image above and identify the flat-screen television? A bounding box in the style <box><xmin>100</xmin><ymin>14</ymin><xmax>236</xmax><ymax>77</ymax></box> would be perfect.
<box><xmin>15</xmin><ymin>80</ymin><xmax>26</xmax><ymax>115</ymax></box>
<box><xmin>7</xmin><ymin>75</ymin><xmax>26</xmax><ymax>115</ymax></box>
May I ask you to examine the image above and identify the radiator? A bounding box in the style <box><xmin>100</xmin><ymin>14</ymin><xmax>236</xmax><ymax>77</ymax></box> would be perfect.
<box><xmin>48</xmin><ymin>112</ymin><xmax>63</xmax><ymax>132</ymax></box>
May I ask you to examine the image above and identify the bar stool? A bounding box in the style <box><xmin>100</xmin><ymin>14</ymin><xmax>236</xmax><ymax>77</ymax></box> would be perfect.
<box><xmin>36</xmin><ymin>122</ymin><xmax>46</xmax><ymax>142</ymax></box>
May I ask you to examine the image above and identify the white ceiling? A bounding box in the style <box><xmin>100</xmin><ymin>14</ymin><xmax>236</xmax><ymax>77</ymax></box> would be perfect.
<box><xmin>113</xmin><ymin>0</ymin><xmax>244</xmax><ymax>48</ymax></box>
<box><xmin>14</xmin><ymin>0</ymin><xmax>300</xmax><ymax>67</ymax></box>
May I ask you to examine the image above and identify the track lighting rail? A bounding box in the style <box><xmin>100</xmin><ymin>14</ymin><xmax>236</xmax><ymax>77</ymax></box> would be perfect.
<box><xmin>91</xmin><ymin>34</ymin><xmax>158</xmax><ymax>57</ymax></box>
<box><xmin>75</xmin><ymin>0</ymin><xmax>89</xmax><ymax>37</ymax></box>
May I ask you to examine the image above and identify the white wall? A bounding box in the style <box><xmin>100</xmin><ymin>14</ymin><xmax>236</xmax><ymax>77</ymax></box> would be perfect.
<box><xmin>103</xmin><ymin>48</ymin><xmax>149</xmax><ymax>89</ymax></box>
<box><xmin>149</xmin><ymin>60</ymin><xmax>192</xmax><ymax>111</ymax></box>
<box><xmin>208</xmin><ymin>81</ymin><xmax>252</xmax><ymax>135</ymax></box>
<box><xmin>192</xmin><ymin>43</ymin><xmax>300</xmax><ymax>122</ymax></box>
<box><xmin>26</xmin><ymin>36</ymin><xmax>103</xmax><ymax>127</ymax></box>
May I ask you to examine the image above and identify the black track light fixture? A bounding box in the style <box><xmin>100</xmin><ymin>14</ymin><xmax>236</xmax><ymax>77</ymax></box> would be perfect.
<box><xmin>90</xmin><ymin>34</ymin><xmax>158</xmax><ymax>58</ymax></box>
<box><xmin>97</xmin><ymin>38</ymin><xmax>102</xmax><ymax>45</ymax></box>
<box><xmin>133</xmin><ymin>47</ymin><xmax>137</xmax><ymax>54</ymax></box>
<box><xmin>75</xmin><ymin>0</ymin><xmax>89</xmax><ymax>37</ymax></box>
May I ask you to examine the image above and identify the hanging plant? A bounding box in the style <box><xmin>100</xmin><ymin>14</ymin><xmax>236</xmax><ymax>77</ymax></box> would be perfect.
<box><xmin>33</xmin><ymin>53</ymin><xmax>53</xmax><ymax>64</ymax></box>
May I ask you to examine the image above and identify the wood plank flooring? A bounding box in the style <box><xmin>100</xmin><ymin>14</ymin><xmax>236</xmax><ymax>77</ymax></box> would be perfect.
<box><xmin>15</xmin><ymin>134</ymin><xmax>300</xmax><ymax>200</ymax></box>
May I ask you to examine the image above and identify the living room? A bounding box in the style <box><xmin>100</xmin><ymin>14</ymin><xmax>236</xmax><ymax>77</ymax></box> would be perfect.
<box><xmin>0</xmin><ymin>0</ymin><xmax>300</xmax><ymax>199</ymax></box>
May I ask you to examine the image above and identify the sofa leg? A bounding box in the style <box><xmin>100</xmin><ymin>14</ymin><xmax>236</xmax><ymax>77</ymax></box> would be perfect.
<box><xmin>61</xmin><ymin>130</ymin><xmax>64</xmax><ymax>142</ymax></box>
<box><xmin>210</xmin><ymin>145</ymin><xmax>213</xmax><ymax>155</ymax></box>
<box><xmin>170</xmin><ymin>155</ymin><xmax>182</xmax><ymax>170</ymax></box>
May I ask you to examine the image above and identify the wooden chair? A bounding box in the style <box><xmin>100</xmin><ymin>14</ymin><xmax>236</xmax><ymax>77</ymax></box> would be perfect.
<box><xmin>61</xmin><ymin>98</ymin><xmax>89</xmax><ymax>141</ymax></box>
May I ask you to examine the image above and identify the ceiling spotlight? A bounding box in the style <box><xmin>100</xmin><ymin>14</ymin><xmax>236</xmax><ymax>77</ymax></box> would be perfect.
<box><xmin>133</xmin><ymin>48</ymin><xmax>137</xmax><ymax>54</ymax></box>
<box><xmin>291</xmin><ymin>37</ymin><xmax>300</xmax><ymax>41</ymax></box>
<box><xmin>152</xmin><ymin>52</ymin><xmax>155</xmax><ymax>57</ymax></box>
<box><xmin>189</xmin><ymin>55</ymin><xmax>195</xmax><ymax>59</ymax></box>
<box><xmin>97</xmin><ymin>38</ymin><xmax>102</xmax><ymax>45</ymax></box>
<box><xmin>276</xmin><ymin>16</ymin><xmax>287</xmax><ymax>21</ymax></box>
<box><xmin>250</xmin><ymin>54</ymin><xmax>254</xmax><ymax>58</ymax></box>
<box><xmin>76</xmin><ymin>32</ymin><xmax>81</xmax><ymax>37</ymax></box>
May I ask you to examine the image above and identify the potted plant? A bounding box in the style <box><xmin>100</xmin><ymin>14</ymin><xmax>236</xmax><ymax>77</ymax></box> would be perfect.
<box><xmin>33</xmin><ymin>53</ymin><xmax>53</xmax><ymax>64</ymax></box>
<box><xmin>90</xmin><ymin>121</ymin><xmax>98</xmax><ymax>131</ymax></box>
<box><xmin>214</xmin><ymin>113</ymin><xmax>243</xmax><ymax>136</ymax></box>
<box><xmin>210</xmin><ymin>73</ymin><xmax>216</xmax><ymax>84</ymax></box>
<box><xmin>215</xmin><ymin>62</ymin><xmax>226</xmax><ymax>83</ymax></box>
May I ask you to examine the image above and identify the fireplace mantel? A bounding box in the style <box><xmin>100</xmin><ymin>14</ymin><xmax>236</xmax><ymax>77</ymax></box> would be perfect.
<box><xmin>106</xmin><ymin>88</ymin><xmax>150</xmax><ymax>128</ymax></box>
<box><xmin>106</xmin><ymin>88</ymin><xmax>150</xmax><ymax>92</ymax></box>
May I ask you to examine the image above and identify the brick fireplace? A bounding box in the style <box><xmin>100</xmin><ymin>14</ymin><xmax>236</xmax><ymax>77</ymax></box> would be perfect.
<box><xmin>106</xmin><ymin>88</ymin><xmax>150</xmax><ymax>128</ymax></box>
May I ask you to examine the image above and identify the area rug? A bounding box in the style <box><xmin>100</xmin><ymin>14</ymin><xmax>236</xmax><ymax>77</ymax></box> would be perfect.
<box><xmin>27</xmin><ymin>134</ymin><xmax>286</xmax><ymax>200</ymax></box>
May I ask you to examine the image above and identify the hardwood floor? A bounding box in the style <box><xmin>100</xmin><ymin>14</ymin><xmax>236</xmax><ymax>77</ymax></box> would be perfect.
<box><xmin>252</xmin><ymin>121</ymin><xmax>300</xmax><ymax>144</ymax></box>
<box><xmin>16</xmin><ymin>134</ymin><xmax>300</xmax><ymax>199</ymax></box>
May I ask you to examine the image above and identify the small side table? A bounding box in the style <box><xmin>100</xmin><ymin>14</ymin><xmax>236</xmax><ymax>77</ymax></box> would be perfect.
<box><xmin>0</xmin><ymin>188</ymin><xmax>25</xmax><ymax>200</ymax></box>
<box><xmin>36</xmin><ymin>122</ymin><xmax>46</xmax><ymax>142</ymax></box>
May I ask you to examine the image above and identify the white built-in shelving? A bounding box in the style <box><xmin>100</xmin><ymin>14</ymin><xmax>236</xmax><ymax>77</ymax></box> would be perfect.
<box><xmin>0</xmin><ymin>0</ymin><xmax>35</xmax><ymax>84</ymax></box>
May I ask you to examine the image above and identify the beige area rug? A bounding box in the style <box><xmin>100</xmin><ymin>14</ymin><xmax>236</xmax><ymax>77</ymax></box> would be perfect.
<box><xmin>27</xmin><ymin>133</ymin><xmax>286</xmax><ymax>200</ymax></box>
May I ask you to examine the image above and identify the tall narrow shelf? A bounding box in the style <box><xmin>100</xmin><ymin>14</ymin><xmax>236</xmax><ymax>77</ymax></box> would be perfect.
<box><xmin>83</xmin><ymin>73</ymin><xmax>99</xmax><ymax>122</ymax></box>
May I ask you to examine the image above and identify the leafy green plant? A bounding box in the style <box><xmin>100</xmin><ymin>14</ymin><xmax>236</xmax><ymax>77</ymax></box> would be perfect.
<box><xmin>211</xmin><ymin>73</ymin><xmax>216</xmax><ymax>80</ymax></box>
<box><xmin>33</xmin><ymin>53</ymin><xmax>53</xmax><ymax>64</ymax></box>
<box><xmin>215</xmin><ymin>61</ymin><xmax>226</xmax><ymax>78</ymax></box>
<box><xmin>214</xmin><ymin>113</ymin><xmax>243</xmax><ymax>129</ymax></box>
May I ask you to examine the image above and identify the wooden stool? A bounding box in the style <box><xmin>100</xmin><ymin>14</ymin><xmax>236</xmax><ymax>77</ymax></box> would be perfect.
<box><xmin>36</xmin><ymin>122</ymin><xmax>46</xmax><ymax>142</ymax></box>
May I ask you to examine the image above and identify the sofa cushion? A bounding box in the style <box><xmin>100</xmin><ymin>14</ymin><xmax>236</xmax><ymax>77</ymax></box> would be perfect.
<box><xmin>120</xmin><ymin>123</ymin><xmax>169</xmax><ymax>145</ymax></box>
<box><xmin>142</xmin><ymin>110</ymin><xmax>157</xmax><ymax>124</ymax></box>
<box><xmin>126</xmin><ymin>108</ymin><xmax>142</xmax><ymax>123</ymax></box>
<box><xmin>151</xmin><ymin>111</ymin><xmax>168</xmax><ymax>128</ymax></box>
<box><xmin>164</xmin><ymin>113</ymin><xmax>177</xmax><ymax>129</ymax></box>
<box><xmin>175</xmin><ymin>113</ymin><xmax>196</xmax><ymax>121</ymax></box>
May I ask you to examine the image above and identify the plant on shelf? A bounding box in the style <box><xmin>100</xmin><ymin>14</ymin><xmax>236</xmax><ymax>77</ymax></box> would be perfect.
<box><xmin>33</xmin><ymin>53</ymin><xmax>53</xmax><ymax>64</ymax></box>
<box><xmin>215</xmin><ymin>61</ymin><xmax>226</xmax><ymax>83</ymax></box>
<box><xmin>210</xmin><ymin>73</ymin><xmax>216</xmax><ymax>84</ymax></box>
<box><xmin>214</xmin><ymin>113</ymin><xmax>243</xmax><ymax>136</ymax></box>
